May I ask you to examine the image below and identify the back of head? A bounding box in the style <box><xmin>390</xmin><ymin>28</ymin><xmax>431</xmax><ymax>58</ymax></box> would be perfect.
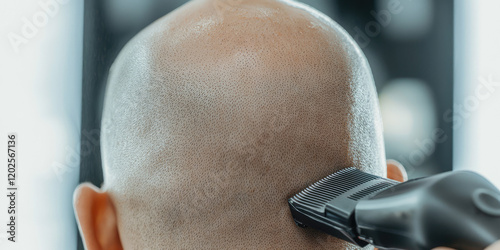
<box><xmin>101</xmin><ymin>0</ymin><xmax>384</xmax><ymax>248</ymax></box>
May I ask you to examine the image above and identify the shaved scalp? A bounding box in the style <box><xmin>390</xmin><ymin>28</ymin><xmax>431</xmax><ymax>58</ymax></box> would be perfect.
<box><xmin>101</xmin><ymin>0</ymin><xmax>384</xmax><ymax>249</ymax></box>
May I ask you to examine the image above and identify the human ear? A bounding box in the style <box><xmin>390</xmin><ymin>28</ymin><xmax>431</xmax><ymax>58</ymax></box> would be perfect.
<box><xmin>386</xmin><ymin>159</ymin><xmax>408</xmax><ymax>182</ymax></box>
<box><xmin>73</xmin><ymin>183</ymin><xmax>123</xmax><ymax>250</ymax></box>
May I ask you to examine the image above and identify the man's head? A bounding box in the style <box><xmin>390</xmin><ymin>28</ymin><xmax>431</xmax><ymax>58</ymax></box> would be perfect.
<box><xmin>74</xmin><ymin>0</ymin><xmax>398</xmax><ymax>249</ymax></box>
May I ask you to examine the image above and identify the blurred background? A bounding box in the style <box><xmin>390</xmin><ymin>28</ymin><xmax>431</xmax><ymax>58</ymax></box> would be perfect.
<box><xmin>0</xmin><ymin>0</ymin><xmax>499</xmax><ymax>249</ymax></box>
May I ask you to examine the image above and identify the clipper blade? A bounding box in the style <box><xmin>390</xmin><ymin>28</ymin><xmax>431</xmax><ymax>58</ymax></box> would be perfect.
<box><xmin>288</xmin><ymin>167</ymin><xmax>397</xmax><ymax>246</ymax></box>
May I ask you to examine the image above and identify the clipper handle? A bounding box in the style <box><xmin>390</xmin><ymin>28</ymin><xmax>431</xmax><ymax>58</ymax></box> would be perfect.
<box><xmin>354</xmin><ymin>171</ymin><xmax>500</xmax><ymax>250</ymax></box>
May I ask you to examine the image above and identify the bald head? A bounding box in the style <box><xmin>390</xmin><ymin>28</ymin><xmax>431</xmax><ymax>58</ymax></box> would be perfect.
<box><xmin>100</xmin><ymin>0</ymin><xmax>384</xmax><ymax>248</ymax></box>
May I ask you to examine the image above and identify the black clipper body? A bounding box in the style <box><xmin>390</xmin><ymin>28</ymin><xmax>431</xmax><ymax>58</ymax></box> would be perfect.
<box><xmin>288</xmin><ymin>167</ymin><xmax>500</xmax><ymax>250</ymax></box>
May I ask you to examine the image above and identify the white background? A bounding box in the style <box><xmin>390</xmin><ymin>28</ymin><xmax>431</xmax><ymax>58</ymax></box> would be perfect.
<box><xmin>0</xmin><ymin>0</ymin><xmax>83</xmax><ymax>249</ymax></box>
<box><xmin>455</xmin><ymin>0</ymin><xmax>500</xmax><ymax>188</ymax></box>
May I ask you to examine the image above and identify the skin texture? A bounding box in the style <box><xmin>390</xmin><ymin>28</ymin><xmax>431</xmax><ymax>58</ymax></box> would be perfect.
<box><xmin>78</xmin><ymin>0</ymin><xmax>388</xmax><ymax>249</ymax></box>
<box><xmin>74</xmin><ymin>1</ymin><xmax>500</xmax><ymax>248</ymax></box>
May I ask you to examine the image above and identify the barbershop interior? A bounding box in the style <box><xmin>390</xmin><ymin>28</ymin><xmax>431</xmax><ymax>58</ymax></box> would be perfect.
<box><xmin>1</xmin><ymin>0</ymin><xmax>499</xmax><ymax>249</ymax></box>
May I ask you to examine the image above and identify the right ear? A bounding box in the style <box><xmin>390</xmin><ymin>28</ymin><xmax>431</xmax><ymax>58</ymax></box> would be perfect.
<box><xmin>386</xmin><ymin>159</ymin><xmax>408</xmax><ymax>182</ymax></box>
<box><xmin>73</xmin><ymin>183</ymin><xmax>123</xmax><ymax>250</ymax></box>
